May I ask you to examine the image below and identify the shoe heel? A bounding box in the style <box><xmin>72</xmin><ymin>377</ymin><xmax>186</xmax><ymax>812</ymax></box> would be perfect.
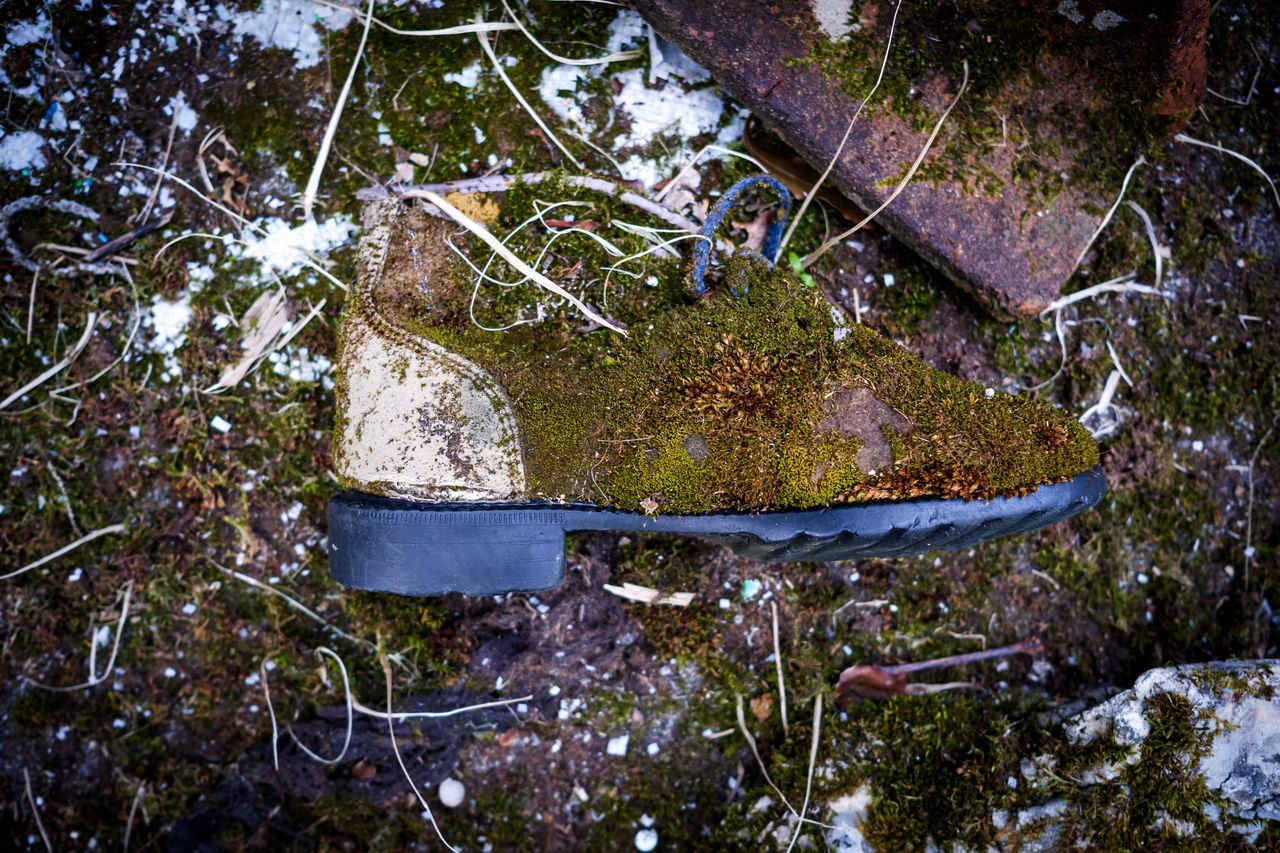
<box><xmin>327</xmin><ymin>493</ymin><xmax>568</xmax><ymax>596</ymax></box>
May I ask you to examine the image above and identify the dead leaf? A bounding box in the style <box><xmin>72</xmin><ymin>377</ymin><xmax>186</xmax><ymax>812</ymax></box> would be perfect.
<box><xmin>750</xmin><ymin>694</ymin><xmax>773</xmax><ymax>722</ymax></box>
<box><xmin>639</xmin><ymin>495</ymin><xmax>660</xmax><ymax>516</ymax></box>
<box><xmin>351</xmin><ymin>759</ymin><xmax>377</xmax><ymax>781</ymax></box>
<box><xmin>660</xmin><ymin>169</ymin><xmax>702</xmax><ymax>217</ymax></box>
<box><xmin>497</xmin><ymin>728</ymin><xmax>520</xmax><ymax>748</ymax></box>
<box><xmin>835</xmin><ymin>665</ymin><xmax>910</xmax><ymax>705</ymax></box>
<box><xmin>544</xmin><ymin>219</ymin><xmax>599</xmax><ymax>232</ymax></box>
<box><xmin>208</xmin><ymin>289</ymin><xmax>290</xmax><ymax>392</ymax></box>
<box><xmin>732</xmin><ymin>208</ymin><xmax>774</xmax><ymax>252</ymax></box>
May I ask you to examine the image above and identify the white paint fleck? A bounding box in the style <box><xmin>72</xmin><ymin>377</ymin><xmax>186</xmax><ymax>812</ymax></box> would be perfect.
<box><xmin>438</xmin><ymin>778</ymin><xmax>465</xmax><ymax>808</ymax></box>
<box><xmin>229</xmin><ymin>0</ymin><xmax>353</xmax><ymax>68</ymax></box>
<box><xmin>606</xmin><ymin>733</ymin><xmax>629</xmax><ymax>756</ymax></box>
<box><xmin>1056</xmin><ymin>1</ymin><xmax>1084</xmax><ymax>24</ymax></box>
<box><xmin>210</xmin><ymin>415</ymin><xmax>232</xmax><ymax>433</ymax></box>
<box><xmin>0</xmin><ymin>130</ymin><xmax>48</xmax><ymax>171</ymax></box>
<box><xmin>242</xmin><ymin>215</ymin><xmax>356</xmax><ymax>276</ymax></box>
<box><xmin>1093</xmin><ymin>10</ymin><xmax>1126</xmax><ymax>30</ymax></box>
<box><xmin>812</xmin><ymin>0</ymin><xmax>856</xmax><ymax>41</ymax></box>
<box><xmin>166</xmin><ymin>91</ymin><xmax>198</xmax><ymax>133</ymax></box>
<box><xmin>445</xmin><ymin>61</ymin><xmax>483</xmax><ymax>89</ymax></box>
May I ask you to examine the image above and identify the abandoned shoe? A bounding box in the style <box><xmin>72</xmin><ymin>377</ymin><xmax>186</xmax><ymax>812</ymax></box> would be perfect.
<box><xmin>327</xmin><ymin>175</ymin><xmax>1104</xmax><ymax>596</ymax></box>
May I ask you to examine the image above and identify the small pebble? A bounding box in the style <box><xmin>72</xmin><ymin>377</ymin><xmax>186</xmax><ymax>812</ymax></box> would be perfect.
<box><xmin>438</xmin><ymin>778</ymin><xmax>465</xmax><ymax>808</ymax></box>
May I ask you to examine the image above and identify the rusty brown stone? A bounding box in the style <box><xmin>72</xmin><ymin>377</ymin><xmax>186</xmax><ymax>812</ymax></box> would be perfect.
<box><xmin>629</xmin><ymin>0</ymin><xmax>1209</xmax><ymax>318</ymax></box>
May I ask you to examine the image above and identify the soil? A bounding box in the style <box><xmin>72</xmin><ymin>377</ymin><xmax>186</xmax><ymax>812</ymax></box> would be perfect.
<box><xmin>0</xmin><ymin>1</ymin><xmax>1276</xmax><ymax>851</ymax></box>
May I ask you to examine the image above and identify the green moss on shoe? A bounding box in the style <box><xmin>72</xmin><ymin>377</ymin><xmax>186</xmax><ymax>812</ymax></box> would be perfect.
<box><xmin>361</xmin><ymin>182</ymin><xmax>1097</xmax><ymax>512</ymax></box>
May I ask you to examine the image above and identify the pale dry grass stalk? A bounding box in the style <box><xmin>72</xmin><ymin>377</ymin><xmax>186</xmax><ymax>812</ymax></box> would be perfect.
<box><xmin>381</xmin><ymin>647</ymin><xmax>461</xmax><ymax>852</ymax></box>
<box><xmin>314</xmin><ymin>0</ymin><xmax>518</xmax><ymax>37</ymax></box>
<box><xmin>1038</xmin><ymin>274</ymin><xmax>1168</xmax><ymax>315</ymax></box>
<box><xmin>301</xmin><ymin>0</ymin><xmax>376</xmax><ymax>220</ymax></box>
<box><xmin>772</xmin><ymin>601</ymin><xmax>789</xmax><ymax>736</ymax></box>
<box><xmin>1074</xmin><ymin>156</ymin><xmax>1146</xmax><ymax>269</ymax></box>
<box><xmin>25</xmin><ymin>265</ymin><xmax>38</xmax><ymax>344</ymax></box>
<box><xmin>123</xmin><ymin>784</ymin><xmax>145</xmax><ymax>853</ymax></box>
<box><xmin>603</xmin><ymin>582</ymin><xmax>694</xmax><ymax>606</ymax></box>
<box><xmin>501</xmin><ymin>0</ymin><xmax>641</xmax><ymax>65</ymax></box>
<box><xmin>1079</xmin><ymin>369</ymin><xmax>1125</xmax><ymax>439</ymax></box>
<box><xmin>735</xmin><ymin>694</ymin><xmax>799</xmax><ymax>817</ymax></box>
<box><xmin>476</xmin><ymin>13</ymin><xmax>582</xmax><ymax>168</ymax></box>
<box><xmin>1</xmin><ymin>312</ymin><xmax>99</xmax><ymax>410</ymax></box>
<box><xmin>2</xmin><ymin>522</ymin><xmax>126</xmax><ymax>581</ymax></box>
<box><xmin>1125</xmin><ymin>200</ymin><xmax>1164</xmax><ymax>289</ymax></box>
<box><xmin>403</xmin><ymin>189</ymin><xmax>623</xmax><ymax>332</ymax></box>
<box><xmin>262</xmin><ymin>659</ymin><xmax>281</xmax><ymax>770</ymax></box>
<box><xmin>287</xmin><ymin>647</ymin><xmax>354</xmax><ymax>765</ymax></box>
<box><xmin>801</xmin><ymin>61</ymin><xmax>971</xmax><ymax>269</ymax></box>
<box><xmin>778</xmin><ymin>0</ymin><xmax>903</xmax><ymax>258</ymax></box>
<box><xmin>1105</xmin><ymin>338</ymin><xmax>1134</xmax><ymax>388</ymax></box>
<box><xmin>121</xmin><ymin>165</ymin><xmax>351</xmax><ymax>292</ymax></box>
<box><xmin>654</xmin><ymin>144</ymin><xmax>767</xmax><ymax>203</ymax></box>
<box><xmin>210</xmin><ymin>561</ymin><xmax>375</xmax><ymax>650</ymax></box>
<box><xmin>134</xmin><ymin>105</ymin><xmax>180</xmax><ymax>225</ymax></box>
<box><xmin>1176</xmin><ymin>132</ymin><xmax>1280</xmax><ymax>211</ymax></box>
<box><xmin>23</xmin><ymin>767</ymin><xmax>52</xmax><ymax>853</ymax></box>
<box><xmin>28</xmin><ymin>582</ymin><xmax>133</xmax><ymax>691</ymax></box>
<box><xmin>785</xmin><ymin>694</ymin><xmax>823</xmax><ymax>853</ymax></box>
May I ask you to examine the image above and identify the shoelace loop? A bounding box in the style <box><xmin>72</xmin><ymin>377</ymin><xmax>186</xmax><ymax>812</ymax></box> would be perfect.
<box><xmin>689</xmin><ymin>174</ymin><xmax>792</xmax><ymax>296</ymax></box>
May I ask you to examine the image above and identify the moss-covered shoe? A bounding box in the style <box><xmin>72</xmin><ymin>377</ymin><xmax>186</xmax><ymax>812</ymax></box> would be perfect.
<box><xmin>328</xmin><ymin>176</ymin><xmax>1104</xmax><ymax>596</ymax></box>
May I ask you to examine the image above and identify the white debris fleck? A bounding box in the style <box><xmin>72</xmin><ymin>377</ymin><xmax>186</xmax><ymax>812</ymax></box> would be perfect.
<box><xmin>165</xmin><ymin>91</ymin><xmax>199</xmax><ymax>134</ymax></box>
<box><xmin>1056</xmin><ymin>0</ymin><xmax>1084</xmax><ymax>24</ymax></box>
<box><xmin>148</xmin><ymin>293</ymin><xmax>194</xmax><ymax>356</ymax></box>
<box><xmin>6</xmin><ymin>12</ymin><xmax>52</xmax><ymax>47</ymax></box>
<box><xmin>210</xmin><ymin>416</ymin><xmax>232</xmax><ymax>434</ymax></box>
<box><xmin>445</xmin><ymin>61</ymin><xmax>483</xmax><ymax>88</ymax></box>
<box><xmin>882</xmin><ymin>273</ymin><xmax>896</xmax><ymax>286</ymax></box>
<box><xmin>0</xmin><ymin>130</ymin><xmax>48</xmax><ymax>171</ymax></box>
<box><xmin>606</xmin><ymin>734</ymin><xmax>629</xmax><ymax>756</ymax></box>
<box><xmin>164</xmin><ymin>667</ymin><xmax>178</xmax><ymax>678</ymax></box>
<box><xmin>536</xmin><ymin>10</ymin><xmax>738</xmax><ymax>188</ymax></box>
<box><xmin>646</xmin><ymin>742</ymin><xmax>659</xmax><ymax>756</ymax></box>
<box><xmin>1092</xmin><ymin>10</ymin><xmax>1126</xmax><ymax>30</ymax></box>
<box><xmin>182</xmin><ymin>603</ymin><xmax>198</xmax><ymax>615</ymax></box>
<box><xmin>242</xmin><ymin>216</ymin><xmax>356</xmax><ymax>276</ymax></box>
<box><xmin>67</xmin><ymin>567</ymin><xmax>83</xmax><ymax>582</ymax></box>
<box><xmin>812</xmin><ymin>0</ymin><xmax>857</xmax><ymax>41</ymax></box>
<box><xmin>634</xmin><ymin>828</ymin><xmax>658</xmax><ymax>852</ymax></box>
<box><xmin>438</xmin><ymin>778</ymin><xmax>465</xmax><ymax>808</ymax></box>
<box><xmin>229</xmin><ymin>0</ymin><xmax>354</xmax><ymax>68</ymax></box>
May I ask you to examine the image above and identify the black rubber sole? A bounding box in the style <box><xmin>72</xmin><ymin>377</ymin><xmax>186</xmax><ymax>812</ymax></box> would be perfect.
<box><xmin>326</xmin><ymin>466</ymin><xmax>1105</xmax><ymax>596</ymax></box>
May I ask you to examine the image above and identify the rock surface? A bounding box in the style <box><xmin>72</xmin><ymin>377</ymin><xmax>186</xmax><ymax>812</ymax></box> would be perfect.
<box><xmin>629</xmin><ymin>0</ymin><xmax>1209</xmax><ymax>318</ymax></box>
<box><xmin>1065</xmin><ymin>659</ymin><xmax>1280</xmax><ymax>827</ymax></box>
